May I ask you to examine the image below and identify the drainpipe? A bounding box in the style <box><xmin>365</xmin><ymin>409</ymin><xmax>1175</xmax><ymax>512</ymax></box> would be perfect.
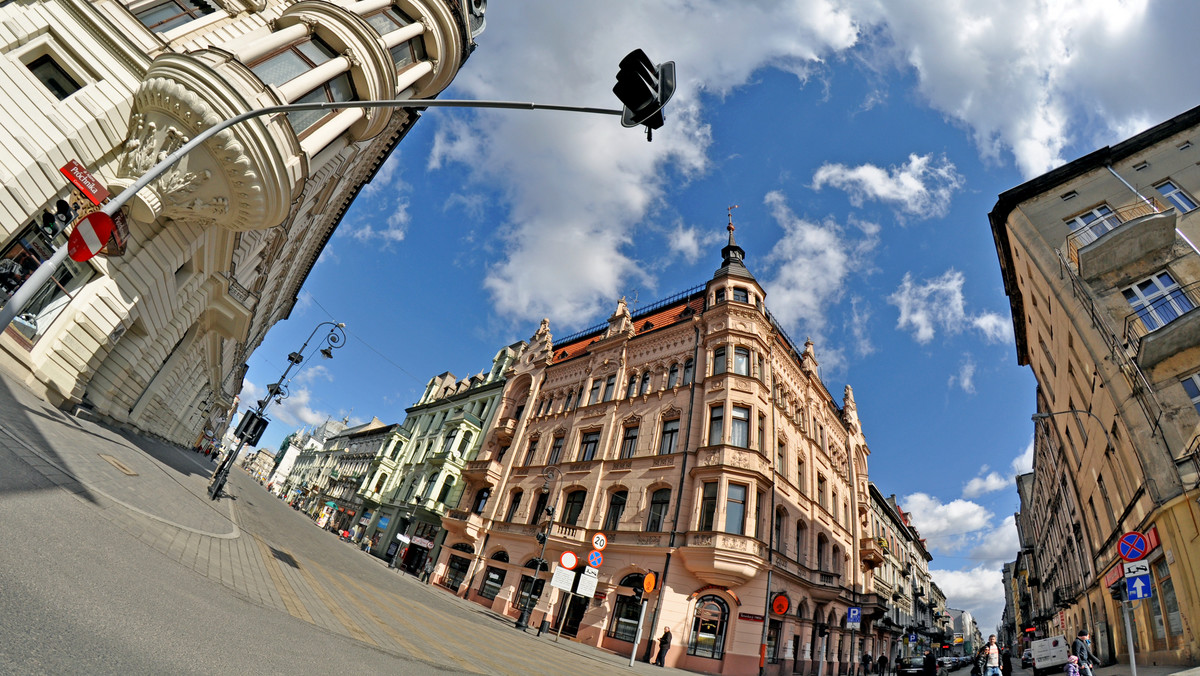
<box><xmin>1107</xmin><ymin>164</ymin><xmax>1200</xmax><ymax>255</ymax></box>
<box><xmin>641</xmin><ymin>321</ymin><xmax>702</xmax><ymax>662</ymax></box>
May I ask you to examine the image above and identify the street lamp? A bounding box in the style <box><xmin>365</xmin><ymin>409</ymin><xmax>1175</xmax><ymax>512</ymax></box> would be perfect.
<box><xmin>515</xmin><ymin>465</ymin><xmax>562</xmax><ymax>631</ymax></box>
<box><xmin>1030</xmin><ymin>409</ymin><xmax>1115</xmax><ymax>452</ymax></box>
<box><xmin>207</xmin><ymin>321</ymin><xmax>345</xmax><ymax>500</ymax></box>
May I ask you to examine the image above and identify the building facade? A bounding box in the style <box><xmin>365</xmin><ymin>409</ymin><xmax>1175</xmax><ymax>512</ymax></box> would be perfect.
<box><xmin>990</xmin><ymin>105</ymin><xmax>1200</xmax><ymax>666</ymax></box>
<box><xmin>438</xmin><ymin>231</ymin><xmax>888</xmax><ymax>675</ymax></box>
<box><xmin>360</xmin><ymin>343</ymin><xmax>524</xmax><ymax>572</ymax></box>
<box><xmin>0</xmin><ymin>0</ymin><xmax>485</xmax><ymax>448</ymax></box>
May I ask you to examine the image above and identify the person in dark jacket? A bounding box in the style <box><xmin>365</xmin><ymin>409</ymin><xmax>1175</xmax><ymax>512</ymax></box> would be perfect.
<box><xmin>923</xmin><ymin>650</ymin><xmax>937</xmax><ymax>676</ymax></box>
<box><xmin>1000</xmin><ymin>646</ymin><xmax>1013</xmax><ymax>676</ymax></box>
<box><xmin>1071</xmin><ymin>630</ymin><xmax>1096</xmax><ymax>676</ymax></box>
<box><xmin>878</xmin><ymin>653</ymin><xmax>889</xmax><ymax>676</ymax></box>
<box><xmin>654</xmin><ymin>627</ymin><xmax>672</xmax><ymax>667</ymax></box>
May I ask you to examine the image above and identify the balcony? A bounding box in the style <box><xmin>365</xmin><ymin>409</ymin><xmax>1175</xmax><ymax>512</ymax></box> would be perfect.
<box><xmin>549</xmin><ymin>521</ymin><xmax>588</xmax><ymax>545</ymax></box>
<box><xmin>678</xmin><ymin>532</ymin><xmax>767</xmax><ymax>587</ymax></box>
<box><xmin>1124</xmin><ymin>279</ymin><xmax>1200</xmax><ymax>368</ymax></box>
<box><xmin>860</xmin><ymin>537</ymin><xmax>885</xmax><ymax>569</ymax></box>
<box><xmin>442</xmin><ymin>508</ymin><xmax>487</xmax><ymax>540</ymax></box>
<box><xmin>1066</xmin><ymin>197</ymin><xmax>1175</xmax><ymax>280</ymax></box>
<box><xmin>691</xmin><ymin>446</ymin><xmax>772</xmax><ymax>480</ymax></box>
<box><xmin>493</xmin><ymin>417</ymin><xmax>518</xmax><ymax>443</ymax></box>
<box><xmin>461</xmin><ymin>458</ymin><xmax>504</xmax><ymax>487</ymax></box>
<box><xmin>808</xmin><ymin>570</ymin><xmax>843</xmax><ymax>603</ymax></box>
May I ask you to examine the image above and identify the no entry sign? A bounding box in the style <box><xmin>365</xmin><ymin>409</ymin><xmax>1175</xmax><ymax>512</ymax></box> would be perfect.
<box><xmin>68</xmin><ymin>212</ymin><xmax>114</xmax><ymax>262</ymax></box>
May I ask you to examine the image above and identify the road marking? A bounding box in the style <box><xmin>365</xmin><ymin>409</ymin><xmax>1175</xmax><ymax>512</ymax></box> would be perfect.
<box><xmin>252</xmin><ymin>535</ymin><xmax>313</xmax><ymax>623</ymax></box>
<box><xmin>321</xmin><ymin>568</ymin><xmax>435</xmax><ymax>662</ymax></box>
<box><xmin>293</xmin><ymin>558</ymin><xmax>377</xmax><ymax>646</ymax></box>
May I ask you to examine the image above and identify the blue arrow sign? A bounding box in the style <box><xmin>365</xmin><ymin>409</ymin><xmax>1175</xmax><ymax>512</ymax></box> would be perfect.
<box><xmin>1126</xmin><ymin>574</ymin><xmax>1153</xmax><ymax>600</ymax></box>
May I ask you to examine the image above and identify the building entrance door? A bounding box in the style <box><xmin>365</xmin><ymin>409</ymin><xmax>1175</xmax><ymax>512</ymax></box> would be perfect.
<box><xmin>554</xmin><ymin>594</ymin><xmax>589</xmax><ymax>637</ymax></box>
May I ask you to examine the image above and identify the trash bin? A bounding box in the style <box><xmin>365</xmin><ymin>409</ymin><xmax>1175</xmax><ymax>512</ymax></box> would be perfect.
<box><xmin>537</xmin><ymin>620</ymin><xmax>550</xmax><ymax>636</ymax></box>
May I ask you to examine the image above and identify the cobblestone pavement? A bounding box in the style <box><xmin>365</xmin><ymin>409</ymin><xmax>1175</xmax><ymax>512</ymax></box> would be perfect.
<box><xmin>0</xmin><ymin>372</ymin><xmax>676</xmax><ymax>675</ymax></box>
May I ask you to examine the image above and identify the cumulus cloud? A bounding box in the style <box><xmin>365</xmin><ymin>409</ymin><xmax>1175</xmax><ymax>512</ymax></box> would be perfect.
<box><xmin>889</xmin><ymin>269</ymin><xmax>1013</xmax><ymax>345</ymax></box>
<box><xmin>931</xmin><ymin>565</ymin><xmax>1006</xmax><ymax>636</ymax></box>
<box><xmin>241</xmin><ymin>379</ymin><xmax>333</xmax><ymax>432</ymax></box>
<box><xmin>811</xmin><ymin>153</ymin><xmax>964</xmax><ymax>219</ymax></box>
<box><xmin>1012</xmin><ymin>437</ymin><xmax>1034</xmax><ymax>474</ymax></box>
<box><xmin>900</xmin><ymin>492</ymin><xmax>993</xmax><ymax>550</ymax></box>
<box><xmin>963</xmin><ymin>471</ymin><xmax>1009</xmax><ymax>498</ymax></box>
<box><xmin>666</xmin><ymin>222</ymin><xmax>721</xmax><ymax>266</ymax></box>
<box><xmin>970</xmin><ymin>514</ymin><xmax>1021</xmax><ymax>566</ymax></box>
<box><xmin>850</xmin><ymin>296</ymin><xmax>875</xmax><ymax>357</ymax></box>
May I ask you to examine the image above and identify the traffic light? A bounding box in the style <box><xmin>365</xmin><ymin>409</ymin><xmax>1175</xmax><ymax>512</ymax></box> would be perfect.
<box><xmin>612</xmin><ymin>48</ymin><xmax>676</xmax><ymax>139</ymax></box>
<box><xmin>37</xmin><ymin>199</ymin><xmax>76</xmax><ymax>240</ymax></box>
<box><xmin>535</xmin><ymin>530</ymin><xmax>547</xmax><ymax>545</ymax></box>
<box><xmin>628</xmin><ymin>573</ymin><xmax>645</xmax><ymax>602</ymax></box>
<box><xmin>234</xmin><ymin>410</ymin><xmax>269</xmax><ymax>445</ymax></box>
<box><xmin>817</xmin><ymin>623</ymin><xmax>830</xmax><ymax>637</ymax></box>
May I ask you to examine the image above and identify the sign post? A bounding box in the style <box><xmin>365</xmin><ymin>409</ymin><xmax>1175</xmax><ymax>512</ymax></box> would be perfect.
<box><xmin>629</xmin><ymin>598</ymin><xmax>649</xmax><ymax>667</ymax></box>
<box><xmin>1120</xmin><ymin>584</ymin><xmax>1139</xmax><ymax>676</ymax></box>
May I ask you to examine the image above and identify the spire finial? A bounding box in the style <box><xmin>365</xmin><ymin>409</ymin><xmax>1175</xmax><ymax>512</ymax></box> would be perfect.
<box><xmin>727</xmin><ymin>204</ymin><xmax>739</xmax><ymax>240</ymax></box>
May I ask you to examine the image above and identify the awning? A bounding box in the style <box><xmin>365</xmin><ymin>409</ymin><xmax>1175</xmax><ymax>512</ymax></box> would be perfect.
<box><xmin>325</xmin><ymin>501</ymin><xmax>337</xmax><ymax>507</ymax></box>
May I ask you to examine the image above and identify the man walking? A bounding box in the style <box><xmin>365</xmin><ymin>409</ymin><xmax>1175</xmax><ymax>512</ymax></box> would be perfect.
<box><xmin>1071</xmin><ymin>630</ymin><xmax>1096</xmax><ymax>676</ymax></box>
<box><xmin>654</xmin><ymin>626</ymin><xmax>672</xmax><ymax>667</ymax></box>
<box><xmin>976</xmin><ymin>635</ymin><xmax>1001</xmax><ymax>676</ymax></box>
<box><xmin>878</xmin><ymin>653</ymin><xmax>889</xmax><ymax>676</ymax></box>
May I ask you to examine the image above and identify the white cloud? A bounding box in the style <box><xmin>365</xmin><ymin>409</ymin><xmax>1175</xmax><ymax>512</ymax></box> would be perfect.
<box><xmin>241</xmin><ymin>379</ymin><xmax>333</xmax><ymax>431</ymax></box>
<box><xmin>963</xmin><ymin>471</ymin><xmax>1009</xmax><ymax>498</ymax></box>
<box><xmin>811</xmin><ymin>153</ymin><xmax>964</xmax><ymax>219</ymax></box>
<box><xmin>1012</xmin><ymin>437</ymin><xmax>1034</xmax><ymax>474</ymax></box>
<box><xmin>850</xmin><ymin>296</ymin><xmax>875</xmax><ymax>357</ymax></box>
<box><xmin>900</xmin><ymin>492</ymin><xmax>993</xmax><ymax>550</ymax></box>
<box><xmin>666</xmin><ymin>222</ymin><xmax>721</xmax><ymax>265</ymax></box>
<box><xmin>931</xmin><ymin>565</ymin><xmax>1006</xmax><ymax>638</ymax></box>
<box><xmin>948</xmin><ymin>354</ymin><xmax>976</xmax><ymax>394</ymax></box>
<box><xmin>970</xmin><ymin>514</ymin><xmax>1021</xmax><ymax>566</ymax></box>
<box><xmin>889</xmin><ymin>269</ymin><xmax>1014</xmax><ymax>345</ymax></box>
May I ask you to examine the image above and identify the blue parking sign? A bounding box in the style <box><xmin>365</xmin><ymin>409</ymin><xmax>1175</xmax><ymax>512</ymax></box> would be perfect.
<box><xmin>848</xmin><ymin>607</ymin><xmax>861</xmax><ymax>623</ymax></box>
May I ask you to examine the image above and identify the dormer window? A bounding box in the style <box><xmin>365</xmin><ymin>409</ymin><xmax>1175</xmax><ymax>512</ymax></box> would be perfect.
<box><xmin>133</xmin><ymin>0</ymin><xmax>216</xmax><ymax>33</ymax></box>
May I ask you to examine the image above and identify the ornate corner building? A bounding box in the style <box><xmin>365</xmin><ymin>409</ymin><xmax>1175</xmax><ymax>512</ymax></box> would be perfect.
<box><xmin>0</xmin><ymin>0</ymin><xmax>485</xmax><ymax>446</ymax></box>
<box><xmin>991</xmin><ymin>104</ymin><xmax>1200</xmax><ymax>666</ymax></box>
<box><xmin>434</xmin><ymin>231</ymin><xmax>891</xmax><ymax>674</ymax></box>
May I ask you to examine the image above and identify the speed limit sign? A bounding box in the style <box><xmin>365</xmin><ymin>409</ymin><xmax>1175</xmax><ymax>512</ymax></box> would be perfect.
<box><xmin>592</xmin><ymin>532</ymin><xmax>607</xmax><ymax>551</ymax></box>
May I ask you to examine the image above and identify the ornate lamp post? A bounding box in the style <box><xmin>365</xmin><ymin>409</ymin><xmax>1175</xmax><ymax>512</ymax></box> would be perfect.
<box><xmin>207</xmin><ymin>321</ymin><xmax>345</xmax><ymax>499</ymax></box>
<box><xmin>515</xmin><ymin>465</ymin><xmax>562</xmax><ymax>631</ymax></box>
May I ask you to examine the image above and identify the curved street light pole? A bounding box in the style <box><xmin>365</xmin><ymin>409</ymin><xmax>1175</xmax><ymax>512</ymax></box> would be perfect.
<box><xmin>515</xmin><ymin>465</ymin><xmax>562</xmax><ymax>631</ymax></box>
<box><xmin>207</xmin><ymin>321</ymin><xmax>345</xmax><ymax>500</ymax></box>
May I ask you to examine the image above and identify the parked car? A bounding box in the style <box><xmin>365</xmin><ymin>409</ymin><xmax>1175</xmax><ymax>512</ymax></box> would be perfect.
<box><xmin>938</xmin><ymin>657</ymin><xmax>957</xmax><ymax>671</ymax></box>
<box><xmin>897</xmin><ymin>657</ymin><xmax>949</xmax><ymax>676</ymax></box>
<box><xmin>1021</xmin><ymin>650</ymin><xmax>1033</xmax><ymax>669</ymax></box>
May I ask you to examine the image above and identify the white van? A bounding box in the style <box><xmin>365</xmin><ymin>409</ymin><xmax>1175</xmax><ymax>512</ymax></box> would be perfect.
<box><xmin>1030</xmin><ymin>636</ymin><xmax>1069</xmax><ymax>676</ymax></box>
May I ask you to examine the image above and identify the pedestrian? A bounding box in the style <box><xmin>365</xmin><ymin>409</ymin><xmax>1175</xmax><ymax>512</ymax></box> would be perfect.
<box><xmin>863</xmin><ymin>652</ymin><xmax>873</xmax><ymax>676</ymax></box>
<box><xmin>975</xmin><ymin>635</ymin><xmax>1001</xmax><ymax>676</ymax></box>
<box><xmin>1065</xmin><ymin>655</ymin><xmax>1080</xmax><ymax>676</ymax></box>
<box><xmin>878</xmin><ymin>653</ymin><xmax>889</xmax><ymax>676</ymax></box>
<box><xmin>420</xmin><ymin>558</ymin><xmax>435</xmax><ymax>583</ymax></box>
<box><xmin>923</xmin><ymin>650</ymin><xmax>937</xmax><ymax>676</ymax></box>
<box><xmin>1000</xmin><ymin>646</ymin><xmax>1012</xmax><ymax>676</ymax></box>
<box><xmin>1071</xmin><ymin>630</ymin><xmax>1096</xmax><ymax>676</ymax></box>
<box><xmin>654</xmin><ymin>626</ymin><xmax>672</xmax><ymax>667</ymax></box>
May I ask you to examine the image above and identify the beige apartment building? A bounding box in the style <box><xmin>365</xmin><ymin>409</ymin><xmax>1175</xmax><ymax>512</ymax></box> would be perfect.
<box><xmin>438</xmin><ymin>230</ymin><xmax>890</xmax><ymax>675</ymax></box>
<box><xmin>990</xmin><ymin>105</ymin><xmax>1200</xmax><ymax>666</ymax></box>
<box><xmin>0</xmin><ymin>0</ymin><xmax>484</xmax><ymax>446</ymax></box>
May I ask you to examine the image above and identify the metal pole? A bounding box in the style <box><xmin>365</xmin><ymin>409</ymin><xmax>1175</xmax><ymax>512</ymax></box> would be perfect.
<box><xmin>1121</xmin><ymin>588</ymin><xmax>1137</xmax><ymax>676</ymax></box>
<box><xmin>555</xmin><ymin>592</ymin><xmax>573</xmax><ymax>642</ymax></box>
<box><xmin>0</xmin><ymin>98</ymin><xmax>620</xmax><ymax>330</ymax></box>
<box><xmin>818</xmin><ymin>634</ymin><xmax>827</xmax><ymax>676</ymax></box>
<box><xmin>629</xmin><ymin>599</ymin><xmax>648</xmax><ymax>667</ymax></box>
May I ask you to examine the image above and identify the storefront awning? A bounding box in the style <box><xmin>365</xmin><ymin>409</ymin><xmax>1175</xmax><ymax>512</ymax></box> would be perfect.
<box><xmin>325</xmin><ymin>501</ymin><xmax>337</xmax><ymax>507</ymax></box>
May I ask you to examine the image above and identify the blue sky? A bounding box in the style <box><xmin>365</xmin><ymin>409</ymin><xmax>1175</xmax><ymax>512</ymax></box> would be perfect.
<box><xmin>233</xmin><ymin>1</ymin><xmax>1200</xmax><ymax>634</ymax></box>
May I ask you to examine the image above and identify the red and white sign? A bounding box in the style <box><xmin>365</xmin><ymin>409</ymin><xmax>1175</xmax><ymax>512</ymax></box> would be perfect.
<box><xmin>68</xmin><ymin>211</ymin><xmax>114</xmax><ymax>262</ymax></box>
<box><xmin>559</xmin><ymin>551</ymin><xmax>578</xmax><ymax>570</ymax></box>
<box><xmin>592</xmin><ymin>532</ymin><xmax>608</xmax><ymax>551</ymax></box>
<box><xmin>60</xmin><ymin>160</ymin><xmax>110</xmax><ymax>205</ymax></box>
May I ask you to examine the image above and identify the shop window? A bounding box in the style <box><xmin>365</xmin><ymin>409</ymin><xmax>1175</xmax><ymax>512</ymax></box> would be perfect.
<box><xmin>133</xmin><ymin>0</ymin><xmax>215</xmax><ymax>33</ymax></box>
<box><xmin>479</xmin><ymin>565</ymin><xmax>506</xmax><ymax>600</ymax></box>
<box><xmin>445</xmin><ymin>554</ymin><xmax>471</xmax><ymax>592</ymax></box>
<box><xmin>608</xmin><ymin>577</ymin><xmax>644</xmax><ymax>642</ymax></box>
<box><xmin>688</xmin><ymin>595</ymin><xmax>729</xmax><ymax>659</ymax></box>
<box><xmin>1153</xmin><ymin>558</ymin><xmax>1183</xmax><ymax>637</ymax></box>
<box><xmin>1</xmin><ymin>215</ymin><xmax>91</xmax><ymax>340</ymax></box>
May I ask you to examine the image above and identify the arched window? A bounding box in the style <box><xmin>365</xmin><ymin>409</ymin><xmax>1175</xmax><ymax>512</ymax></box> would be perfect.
<box><xmin>437</xmin><ymin>476</ymin><xmax>456</xmax><ymax>504</ymax></box>
<box><xmin>667</xmin><ymin>364</ymin><xmax>679</xmax><ymax>388</ymax></box>
<box><xmin>504</xmin><ymin>489</ymin><xmax>523</xmax><ymax>522</ymax></box>
<box><xmin>688</xmin><ymin>595</ymin><xmax>730</xmax><ymax>659</ymax></box>
<box><xmin>603</xmin><ymin>490</ymin><xmax>628</xmax><ymax>531</ymax></box>
<box><xmin>609</xmin><ymin>574</ymin><xmax>645</xmax><ymax>642</ymax></box>
<box><xmin>832</xmin><ymin>544</ymin><xmax>842</xmax><ymax>575</ymax></box>
<box><xmin>682</xmin><ymin>359</ymin><xmax>694</xmax><ymax>385</ymax></box>
<box><xmin>562</xmin><ymin>489</ymin><xmax>587</xmax><ymax>526</ymax></box>
<box><xmin>524</xmin><ymin>557</ymin><xmax>548</xmax><ymax>571</ymax></box>
<box><xmin>647</xmin><ymin>488</ymin><xmax>671</xmax><ymax>531</ymax></box>
<box><xmin>470</xmin><ymin>487</ymin><xmax>491</xmax><ymax>514</ymax></box>
<box><xmin>817</xmin><ymin>533</ymin><xmax>829</xmax><ymax>571</ymax></box>
<box><xmin>451</xmin><ymin>542</ymin><xmax>475</xmax><ymax>553</ymax></box>
<box><xmin>627</xmin><ymin>374</ymin><xmax>638</xmax><ymax>398</ymax></box>
<box><xmin>796</xmin><ymin>521</ymin><xmax>808</xmax><ymax>565</ymax></box>
<box><xmin>565</xmin><ymin>390</ymin><xmax>575</xmax><ymax>410</ymax></box>
<box><xmin>491</xmin><ymin>550</ymin><xmax>510</xmax><ymax>563</ymax></box>
<box><xmin>713</xmin><ymin>346</ymin><xmax>727</xmax><ymax>375</ymax></box>
<box><xmin>639</xmin><ymin>371</ymin><xmax>652</xmax><ymax>395</ymax></box>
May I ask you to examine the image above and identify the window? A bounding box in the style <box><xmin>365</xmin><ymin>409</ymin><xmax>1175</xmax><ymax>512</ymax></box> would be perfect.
<box><xmin>688</xmin><ymin>595</ymin><xmax>729</xmax><ymax>659</ymax></box>
<box><xmin>620</xmin><ymin>426</ymin><xmax>638</xmax><ymax>459</ymax></box>
<box><xmin>733</xmin><ymin>287</ymin><xmax>749</xmax><ymax>303</ymax></box>
<box><xmin>366</xmin><ymin>5</ymin><xmax>414</xmax><ymax>34</ymax></box>
<box><xmin>725</xmin><ymin>483</ymin><xmax>747</xmax><ymax>535</ymax></box>
<box><xmin>603</xmin><ymin>491</ymin><xmax>627</xmax><ymax>531</ymax></box>
<box><xmin>682</xmin><ymin>359</ymin><xmax>694</xmax><ymax>385</ymax></box>
<box><xmin>647</xmin><ymin>488</ymin><xmax>671</xmax><ymax>531</ymax></box>
<box><xmin>578</xmin><ymin>431</ymin><xmax>600</xmax><ymax>461</ymax></box>
<box><xmin>603</xmin><ymin>375</ymin><xmax>616</xmax><ymax>402</ymax></box>
<box><xmin>522</xmin><ymin>439</ymin><xmax>539</xmax><ymax>466</ymax></box>
<box><xmin>387</xmin><ymin>34</ymin><xmax>426</xmax><ymax>71</ymax></box>
<box><xmin>1155</xmin><ymin>180</ymin><xmax>1198</xmax><ymax>213</ymax></box>
<box><xmin>758</xmin><ymin>414</ymin><xmax>766</xmax><ymax>451</ymax></box>
<box><xmin>27</xmin><ymin>55</ymin><xmax>81</xmax><ymax>100</ymax></box>
<box><xmin>795</xmin><ymin>521</ymin><xmax>807</xmax><ymax>564</ymax></box>
<box><xmin>437</xmin><ymin>477</ymin><xmax>455</xmax><ymax>504</ymax></box>
<box><xmin>1067</xmin><ymin>204</ymin><xmax>1121</xmax><ymax>243</ymax></box>
<box><xmin>639</xmin><ymin>371</ymin><xmax>652</xmax><ymax>396</ymax></box>
<box><xmin>548</xmin><ymin>436</ymin><xmax>564</xmax><ymax>465</ymax></box>
<box><xmin>470</xmin><ymin>487</ymin><xmax>490</xmax><ymax>514</ymax></box>
<box><xmin>708</xmin><ymin>405</ymin><xmax>724</xmax><ymax>445</ymax></box>
<box><xmin>777</xmin><ymin>440</ymin><xmax>786</xmax><ymax>474</ymax></box>
<box><xmin>1123</xmin><ymin>271</ymin><xmax>1194</xmax><ymax>333</ymax></box>
<box><xmin>479</xmin><ymin>565</ymin><xmax>507</xmax><ymax>600</ymax></box>
<box><xmin>505</xmin><ymin>490</ymin><xmax>523</xmax><ymax>521</ymax></box>
<box><xmin>250</xmin><ymin>37</ymin><xmax>353</xmax><ymax>134</ymax></box>
<box><xmin>713</xmin><ymin>347</ymin><xmax>727</xmax><ymax>375</ymax></box>
<box><xmin>797</xmin><ymin>457</ymin><xmax>805</xmax><ymax>493</ymax></box>
<box><xmin>589</xmin><ymin>378</ymin><xmax>602</xmax><ymax>405</ymax></box>
<box><xmin>698</xmin><ymin>482</ymin><xmax>718</xmax><ymax>530</ymax></box>
<box><xmin>817</xmin><ymin>533</ymin><xmax>829</xmax><ymax>571</ymax></box>
<box><xmin>667</xmin><ymin>364</ymin><xmax>679</xmax><ymax>388</ymax></box>
<box><xmin>530</xmin><ymin>491</ymin><xmax>549</xmax><ymax>525</ymax></box>
<box><xmin>562</xmin><ymin>489</ymin><xmax>587</xmax><ymax>526</ymax></box>
<box><xmin>627</xmin><ymin>375</ymin><xmax>638</xmax><ymax>398</ymax></box>
<box><xmin>1181</xmin><ymin>373</ymin><xmax>1200</xmax><ymax>414</ymax></box>
<box><xmin>733</xmin><ymin>347</ymin><xmax>750</xmax><ymax>375</ymax></box>
<box><xmin>1152</xmin><ymin>558</ymin><xmax>1183</xmax><ymax>637</ymax></box>
<box><xmin>818</xmin><ymin>474</ymin><xmax>828</xmax><ymax>510</ymax></box>
<box><xmin>715</xmin><ymin>288</ymin><xmax>726</xmax><ymax>304</ymax></box>
<box><xmin>774</xmin><ymin>508</ymin><xmax>785</xmax><ymax>553</ymax></box>
<box><xmin>609</xmin><ymin>575</ymin><xmax>645</xmax><ymax>641</ymax></box>
<box><xmin>565</xmin><ymin>390</ymin><xmax>575</xmax><ymax>410</ymax></box>
<box><xmin>730</xmin><ymin>406</ymin><xmax>750</xmax><ymax>448</ymax></box>
<box><xmin>659</xmin><ymin>419</ymin><xmax>679</xmax><ymax>455</ymax></box>
<box><xmin>134</xmin><ymin>0</ymin><xmax>214</xmax><ymax>33</ymax></box>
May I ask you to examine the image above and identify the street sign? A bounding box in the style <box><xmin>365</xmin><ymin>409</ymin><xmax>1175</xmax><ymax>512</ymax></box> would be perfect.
<box><xmin>592</xmin><ymin>532</ymin><xmax>608</xmax><ymax>551</ymax></box>
<box><xmin>771</xmin><ymin>593</ymin><xmax>790</xmax><ymax>615</ymax></box>
<box><xmin>1118</xmin><ymin>531</ymin><xmax>1149</xmax><ymax>561</ymax></box>
<box><xmin>560</xmin><ymin>550</ymin><xmax>578</xmax><ymax>570</ymax></box>
<box><xmin>576</xmin><ymin>566</ymin><xmax>599</xmax><ymax>597</ymax></box>
<box><xmin>67</xmin><ymin>211</ymin><xmax>114</xmax><ymax>262</ymax></box>
<box><xmin>1126</xmin><ymin>574</ymin><xmax>1153</xmax><ymax>600</ymax></box>
<box><xmin>642</xmin><ymin>571</ymin><xmax>657</xmax><ymax>593</ymax></box>
<box><xmin>847</xmin><ymin>606</ymin><xmax>861</xmax><ymax>630</ymax></box>
<box><xmin>60</xmin><ymin>159</ymin><xmax>110</xmax><ymax>205</ymax></box>
<box><xmin>551</xmin><ymin>564</ymin><xmax>576</xmax><ymax>592</ymax></box>
<box><xmin>909</xmin><ymin>634</ymin><xmax>917</xmax><ymax>644</ymax></box>
<box><xmin>1123</xmin><ymin>561</ymin><xmax>1149</xmax><ymax>577</ymax></box>
<box><xmin>588</xmin><ymin>550</ymin><xmax>603</xmax><ymax>568</ymax></box>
